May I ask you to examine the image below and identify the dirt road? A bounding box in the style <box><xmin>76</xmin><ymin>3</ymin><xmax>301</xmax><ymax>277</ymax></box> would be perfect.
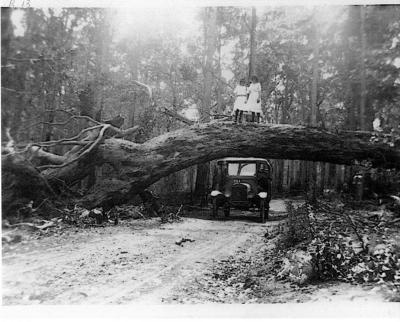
<box><xmin>2</xmin><ymin>199</ymin><xmax>385</xmax><ymax>305</ymax></box>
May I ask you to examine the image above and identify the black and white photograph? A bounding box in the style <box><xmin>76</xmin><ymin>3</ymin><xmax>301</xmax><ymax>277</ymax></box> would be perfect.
<box><xmin>1</xmin><ymin>0</ymin><xmax>400</xmax><ymax>319</ymax></box>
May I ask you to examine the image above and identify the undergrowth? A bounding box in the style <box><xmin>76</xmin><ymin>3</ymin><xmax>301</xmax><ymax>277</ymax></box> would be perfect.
<box><xmin>273</xmin><ymin>200</ymin><xmax>400</xmax><ymax>300</ymax></box>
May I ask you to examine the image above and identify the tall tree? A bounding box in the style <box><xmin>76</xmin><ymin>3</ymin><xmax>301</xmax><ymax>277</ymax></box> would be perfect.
<box><xmin>216</xmin><ymin>8</ymin><xmax>223</xmax><ymax>112</ymax></box>
<box><xmin>195</xmin><ymin>7</ymin><xmax>218</xmax><ymax>205</ymax></box>
<box><xmin>309</xmin><ymin>9</ymin><xmax>320</xmax><ymax>201</ymax></box>
<box><xmin>248</xmin><ymin>7</ymin><xmax>257</xmax><ymax>79</ymax></box>
<box><xmin>310</xmin><ymin>11</ymin><xmax>319</xmax><ymax>127</ymax></box>
<box><xmin>1</xmin><ymin>7</ymin><xmax>14</xmax><ymax>135</ymax></box>
<box><xmin>359</xmin><ymin>5</ymin><xmax>367</xmax><ymax>131</ymax></box>
<box><xmin>201</xmin><ymin>7</ymin><xmax>218</xmax><ymax>119</ymax></box>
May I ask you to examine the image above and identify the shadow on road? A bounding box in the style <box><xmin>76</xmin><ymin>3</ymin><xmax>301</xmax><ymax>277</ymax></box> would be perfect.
<box><xmin>182</xmin><ymin>208</ymin><xmax>287</xmax><ymax>223</ymax></box>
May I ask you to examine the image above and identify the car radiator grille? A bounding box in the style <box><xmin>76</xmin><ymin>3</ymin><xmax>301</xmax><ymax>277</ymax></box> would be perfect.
<box><xmin>231</xmin><ymin>184</ymin><xmax>248</xmax><ymax>202</ymax></box>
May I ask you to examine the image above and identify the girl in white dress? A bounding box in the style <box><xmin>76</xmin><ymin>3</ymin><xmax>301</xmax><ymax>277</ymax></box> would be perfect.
<box><xmin>245</xmin><ymin>75</ymin><xmax>262</xmax><ymax>123</ymax></box>
<box><xmin>233</xmin><ymin>78</ymin><xmax>247</xmax><ymax>123</ymax></box>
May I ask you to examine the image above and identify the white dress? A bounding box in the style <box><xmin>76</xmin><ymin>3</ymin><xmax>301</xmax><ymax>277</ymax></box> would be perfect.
<box><xmin>233</xmin><ymin>85</ymin><xmax>247</xmax><ymax>111</ymax></box>
<box><xmin>245</xmin><ymin>82</ymin><xmax>262</xmax><ymax>113</ymax></box>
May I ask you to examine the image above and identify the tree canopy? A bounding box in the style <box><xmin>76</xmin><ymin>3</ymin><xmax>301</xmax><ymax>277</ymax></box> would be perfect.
<box><xmin>2</xmin><ymin>5</ymin><xmax>400</xmax><ymax>213</ymax></box>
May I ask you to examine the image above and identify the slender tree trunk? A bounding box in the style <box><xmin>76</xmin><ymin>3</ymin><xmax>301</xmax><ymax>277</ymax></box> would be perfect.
<box><xmin>345</xmin><ymin>6</ymin><xmax>359</xmax><ymax>131</ymax></box>
<box><xmin>289</xmin><ymin>160</ymin><xmax>295</xmax><ymax>191</ymax></box>
<box><xmin>328</xmin><ymin>163</ymin><xmax>337</xmax><ymax>189</ymax></box>
<box><xmin>319</xmin><ymin>162</ymin><xmax>326</xmax><ymax>195</ymax></box>
<box><xmin>1</xmin><ymin>8</ymin><xmax>13</xmax><ymax>137</ymax></box>
<box><xmin>216</xmin><ymin>31</ymin><xmax>223</xmax><ymax>113</ymax></box>
<box><xmin>42</xmin><ymin>73</ymin><xmax>58</xmax><ymax>142</ymax></box>
<box><xmin>248</xmin><ymin>7</ymin><xmax>257</xmax><ymax>79</ymax></box>
<box><xmin>202</xmin><ymin>7</ymin><xmax>217</xmax><ymax>120</ymax></box>
<box><xmin>359</xmin><ymin>5</ymin><xmax>367</xmax><ymax>131</ymax></box>
<box><xmin>278</xmin><ymin>83</ymin><xmax>289</xmax><ymax>195</ymax></box>
<box><xmin>195</xmin><ymin>7</ymin><xmax>218</xmax><ymax>205</ymax></box>
<box><xmin>309</xmin><ymin>10</ymin><xmax>320</xmax><ymax>201</ymax></box>
<box><xmin>1</xmin><ymin>8</ymin><xmax>12</xmax><ymax>62</ymax></box>
<box><xmin>129</xmin><ymin>59</ymin><xmax>139</xmax><ymax>127</ymax></box>
<box><xmin>310</xmin><ymin>17</ymin><xmax>319</xmax><ymax>127</ymax></box>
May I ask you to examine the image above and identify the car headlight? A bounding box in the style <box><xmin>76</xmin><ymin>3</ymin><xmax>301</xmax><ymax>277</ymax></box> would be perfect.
<box><xmin>258</xmin><ymin>192</ymin><xmax>268</xmax><ymax>199</ymax></box>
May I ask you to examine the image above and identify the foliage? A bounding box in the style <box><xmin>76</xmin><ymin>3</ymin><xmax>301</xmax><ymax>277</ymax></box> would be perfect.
<box><xmin>274</xmin><ymin>200</ymin><xmax>400</xmax><ymax>296</ymax></box>
<box><xmin>1</xmin><ymin>6</ymin><xmax>400</xmax><ymax>201</ymax></box>
<box><xmin>3</xmin><ymin>6</ymin><xmax>399</xmax><ymax>138</ymax></box>
<box><xmin>278</xmin><ymin>201</ymin><xmax>313</xmax><ymax>248</ymax></box>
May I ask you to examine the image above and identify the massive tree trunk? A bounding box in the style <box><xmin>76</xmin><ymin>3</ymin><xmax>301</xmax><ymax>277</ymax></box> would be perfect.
<box><xmin>3</xmin><ymin>122</ymin><xmax>400</xmax><ymax>211</ymax></box>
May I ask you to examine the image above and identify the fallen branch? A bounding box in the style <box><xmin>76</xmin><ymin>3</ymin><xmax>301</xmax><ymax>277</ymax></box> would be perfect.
<box><xmin>29</xmin><ymin>146</ymin><xmax>67</xmax><ymax>165</ymax></box>
<box><xmin>5</xmin><ymin>127</ymin><xmax>15</xmax><ymax>153</ymax></box>
<box><xmin>3</xmin><ymin>221</ymin><xmax>55</xmax><ymax>230</ymax></box>
<box><xmin>132</xmin><ymin>80</ymin><xmax>152</xmax><ymax>99</ymax></box>
<box><xmin>136</xmin><ymin>210</ymin><xmax>146</xmax><ymax>219</ymax></box>
<box><xmin>44</xmin><ymin>109</ymin><xmax>75</xmax><ymax>116</ymax></box>
<box><xmin>159</xmin><ymin>106</ymin><xmax>194</xmax><ymax>125</ymax></box>
<box><xmin>38</xmin><ymin>124</ymin><xmax>111</xmax><ymax>170</ymax></box>
<box><xmin>176</xmin><ymin>204</ymin><xmax>183</xmax><ymax>217</ymax></box>
<box><xmin>35</xmin><ymin>221</ymin><xmax>56</xmax><ymax>230</ymax></box>
<box><xmin>36</xmin><ymin>141</ymin><xmax>89</xmax><ymax>147</ymax></box>
<box><xmin>26</xmin><ymin>114</ymin><xmax>102</xmax><ymax>130</ymax></box>
<box><xmin>1</xmin><ymin>125</ymin><xmax>104</xmax><ymax>159</ymax></box>
<box><xmin>316</xmin><ymin>202</ymin><xmax>366</xmax><ymax>251</ymax></box>
<box><xmin>106</xmin><ymin>125</ymin><xmax>141</xmax><ymax>138</ymax></box>
<box><xmin>4</xmin><ymin>222</ymin><xmax>36</xmax><ymax>228</ymax></box>
<box><xmin>186</xmin><ymin>205</ymin><xmax>210</xmax><ymax>210</ymax></box>
<box><xmin>35</xmin><ymin>125</ymin><xmax>104</xmax><ymax>147</ymax></box>
<box><xmin>175</xmin><ymin>237</ymin><xmax>195</xmax><ymax>246</ymax></box>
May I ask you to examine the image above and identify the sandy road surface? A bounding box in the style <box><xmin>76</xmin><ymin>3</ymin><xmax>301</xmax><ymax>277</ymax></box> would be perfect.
<box><xmin>2</xmin><ymin>200</ymin><xmax>290</xmax><ymax>305</ymax></box>
<box><xmin>3</xmin><ymin>199</ymin><xmax>387</xmax><ymax>305</ymax></box>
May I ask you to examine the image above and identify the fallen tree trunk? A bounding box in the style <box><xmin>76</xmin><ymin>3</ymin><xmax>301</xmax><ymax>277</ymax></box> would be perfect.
<box><xmin>69</xmin><ymin>122</ymin><xmax>400</xmax><ymax>208</ymax></box>
<box><xmin>3</xmin><ymin>122</ymin><xmax>400</xmax><ymax>210</ymax></box>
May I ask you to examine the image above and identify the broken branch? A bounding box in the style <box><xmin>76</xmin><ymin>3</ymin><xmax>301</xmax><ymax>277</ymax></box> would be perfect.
<box><xmin>38</xmin><ymin>124</ymin><xmax>111</xmax><ymax>170</ymax></box>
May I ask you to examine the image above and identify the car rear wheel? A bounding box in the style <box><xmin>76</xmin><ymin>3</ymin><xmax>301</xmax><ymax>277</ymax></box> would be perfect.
<box><xmin>260</xmin><ymin>199</ymin><xmax>266</xmax><ymax>223</ymax></box>
<box><xmin>212</xmin><ymin>198</ymin><xmax>218</xmax><ymax>218</ymax></box>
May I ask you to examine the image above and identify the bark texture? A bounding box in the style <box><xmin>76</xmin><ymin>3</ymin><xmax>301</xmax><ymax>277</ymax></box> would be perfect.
<box><xmin>3</xmin><ymin>122</ymin><xmax>400</xmax><ymax>210</ymax></box>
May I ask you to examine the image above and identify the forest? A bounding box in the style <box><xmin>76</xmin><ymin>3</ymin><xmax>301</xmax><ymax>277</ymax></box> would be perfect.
<box><xmin>1</xmin><ymin>5</ymin><xmax>400</xmax><ymax>307</ymax></box>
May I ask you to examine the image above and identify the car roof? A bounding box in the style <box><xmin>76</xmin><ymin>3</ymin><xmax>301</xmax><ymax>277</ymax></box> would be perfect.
<box><xmin>218</xmin><ymin>157</ymin><xmax>269</xmax><ymax>162</ymax></box>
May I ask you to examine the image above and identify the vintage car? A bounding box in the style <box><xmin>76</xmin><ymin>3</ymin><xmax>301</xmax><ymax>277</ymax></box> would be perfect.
<box><xmin>210</xmin><ymin>157</ymin><xmax>272</xmax><ymax>223</ymax></box>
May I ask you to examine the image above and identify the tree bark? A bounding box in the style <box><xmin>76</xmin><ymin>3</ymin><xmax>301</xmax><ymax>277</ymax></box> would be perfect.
<box><xmin>311</xmin><ymin>13</ymin><xmax>319</xmax><ymax>127</ymax></box>
<box><xmin>3</xmin><ymin>122</ymin><xmax>400</xmax><ymax>210</ymax></box>
<box><xmin>202</xmin><ymin>7</ymin><xmax>217</xmax><ymax>120</ymax></box>
<box><xmin>195</xmin><ymin>7</ymin><xmax>218</xmax><ymax>203</ymax></box>
<box><xmin>359</xmin><ymin>5</ymin><xmax>367</xmax><ymax>131</ymax></box>
<box><xmin>61</xmin><ymin>124</ymin><xmax>400</xmax><ymax>205</ymax></box>
<box><xmin>309</xmin><ymin>10</ymin><xmax>320</xmax><ymax>201</ymax></box>
<box><xmin>1</xmin><ymin>7</ymin><xmax>13</xmax><ymax>137</ymax></box>
<box><xmin>248</xmin><ymin>7</ymin><xmax>257</xmax><ymax>80</ymax></box>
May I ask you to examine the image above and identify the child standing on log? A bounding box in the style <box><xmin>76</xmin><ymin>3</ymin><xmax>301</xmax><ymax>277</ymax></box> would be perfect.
<box><xmin>245</xmin><ymin>75</ymin><xmax>262</xmax><ymax>123</ymax></box>
<box><xmin>233</xmin><ymin>78</ymin><xmax>247</xmax><ymax>123</ymax></box>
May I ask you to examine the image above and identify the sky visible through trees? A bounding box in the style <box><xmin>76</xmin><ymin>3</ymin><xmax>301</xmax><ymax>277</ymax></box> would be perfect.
<box><xmin>2</xmin><ymin>4</ymin><xmax>400</xmax><ymax>166</ymax></box>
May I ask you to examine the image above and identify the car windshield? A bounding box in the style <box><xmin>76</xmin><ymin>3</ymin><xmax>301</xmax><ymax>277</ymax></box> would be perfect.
<box><xmin>228</xmin><ymin>163</ymin><xmax>256</xmax><ymax>176</ymax></box>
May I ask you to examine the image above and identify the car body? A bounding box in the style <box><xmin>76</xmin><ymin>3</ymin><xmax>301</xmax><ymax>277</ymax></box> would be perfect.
<box><xmin>210</xmin><ymin>157</ymin><xmax>272</xmax><ymax>223</ymax></box>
